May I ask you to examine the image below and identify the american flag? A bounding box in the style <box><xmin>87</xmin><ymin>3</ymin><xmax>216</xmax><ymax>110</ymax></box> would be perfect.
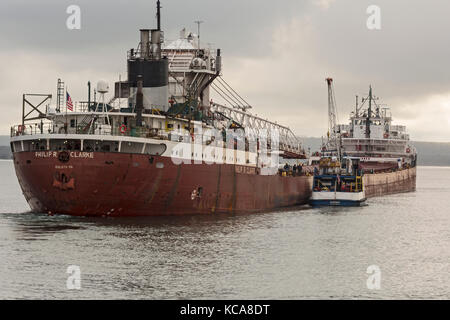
<box><xmin>66</xmin><ymin>92</ymin><xmax>73</xmax><ymax>111</ymax></box>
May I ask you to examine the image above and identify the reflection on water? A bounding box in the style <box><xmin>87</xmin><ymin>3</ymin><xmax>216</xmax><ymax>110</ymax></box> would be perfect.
<box><xmin>0</xmin><ymin>161</ymin><xmax>449</xmax><ymax>299</ymax></box>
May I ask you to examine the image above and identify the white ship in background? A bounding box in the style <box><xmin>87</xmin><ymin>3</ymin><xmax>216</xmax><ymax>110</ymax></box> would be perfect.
<box><xmin>311</xmin><ymin>78</ymin><xmax>417</xmax><ymax>200</ymax></box>
<box><xmin>321</xmin><ymin>79</ymin><xmax>417</xmax><ymax>172</ymax></box>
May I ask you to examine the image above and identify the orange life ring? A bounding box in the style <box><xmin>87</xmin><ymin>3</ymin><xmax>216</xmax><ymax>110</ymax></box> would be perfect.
<box><xmin>406</xmin><ymin>147</ymin><xmax>411</xmax><ymax>153</ymax></box>
<box><xmin>17</xmin><ymin>125</ymin><xmax>24</xmax><ymax>133</ymax></box>
<box><xmin>384</xmin><ymin>133</ymin><xmax>389</xmax><ymax>139</ymax></box>
<box><xmin>119</xmin><ymin>124</ymin><xmax>127</xmax><ymax>134</ymax></box>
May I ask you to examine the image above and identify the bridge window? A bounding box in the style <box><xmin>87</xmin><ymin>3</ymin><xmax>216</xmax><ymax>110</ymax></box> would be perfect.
<box><xmin>83</xmin><ymin>140</ymin><xmax>119</xmax><ymax>152</ymax></box>
<box><xmin>49</xmin><ymin>139</ymin><xmax>81</xmax><ymax>151</ymax></box>
<box><xmin>121</xmin><ymin>141</ymin><xmax>144</xmax><ymax>154</ymax></box>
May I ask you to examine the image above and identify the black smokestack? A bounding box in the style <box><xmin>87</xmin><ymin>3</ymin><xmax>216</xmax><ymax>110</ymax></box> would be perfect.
<box><xmin>157</xmin><ymin>0</ymin><xmax>161</xmax><ymax>31</ymax></box>
<box><xmin>136</xmin><ymin>75</ymin><xmax>144</xmax><ymax>127</ymax></box>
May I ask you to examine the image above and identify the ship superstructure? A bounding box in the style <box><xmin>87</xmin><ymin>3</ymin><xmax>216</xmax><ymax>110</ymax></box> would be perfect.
<box><xmin>318</xmin><ymin>79</ymin><xmax>417</xmax><ymax>197</ymax></box>
<box><xmin>321</xmin><ymin>79</ymin><xmax>417</xmax><ymax>172</ymax></box>
<box><xmin>338</xmin><ymin>86</ymin><xmax>417</xmax><ymax>171</ymax></box>
<box><xmin>9</xmin><ymin>1</ymin><xmax>313</xmax><ymax>216</ymax></box>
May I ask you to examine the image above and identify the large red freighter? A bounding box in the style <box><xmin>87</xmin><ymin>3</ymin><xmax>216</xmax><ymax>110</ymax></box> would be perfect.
<box><xmin>12</xmin><ymin>152</ymin><xmax>312</xmax><ymax>216</ymax></box>
<box><xmin>10</xmin><ymin>1</ymin><xmax>313</xmax><ymax>217</ymax></box>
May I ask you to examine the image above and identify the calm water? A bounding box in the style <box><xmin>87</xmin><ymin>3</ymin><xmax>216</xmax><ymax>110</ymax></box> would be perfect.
<box><xmin>0</xmin><ymin>160</ymin><xmax>449</xmax><ymax>299</ymax></box>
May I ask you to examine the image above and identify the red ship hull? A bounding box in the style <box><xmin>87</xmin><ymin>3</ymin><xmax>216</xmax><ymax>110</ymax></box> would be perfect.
<box><xmin>364</xmin><ymin>167</ymin><xmax>416</xmax><ymax>198</ymax></box>
<box><xmin>12</xmin><ymin>151</ymin><xmax>313</xmax><ymax>217</ymax></box>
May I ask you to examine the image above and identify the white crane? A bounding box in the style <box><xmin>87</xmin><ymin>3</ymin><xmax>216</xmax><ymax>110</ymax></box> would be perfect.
<box><xmin>326</xmin><ymin>78</ymin><xmax>341</xmax><ymax>160</ymax></box>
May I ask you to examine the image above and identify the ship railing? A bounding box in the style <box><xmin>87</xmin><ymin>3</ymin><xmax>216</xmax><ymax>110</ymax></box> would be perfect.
<box><xmin>390</xmin><ymin>125</ymin><xmax>406</xmax><ymax>132</ymax></box>
<box><xmin>341</xmin><ymin>138</ymin><xmax>408</xmax><ymax>145</ymax></box>
<box><xmin>127</xmin><ymin>49</ymin><xmax>169</xmax><ymax>60</ymax></box>
<box><xmin>11</xmin><ymin>123</ymin><xmax>56</xmax><ymax>137</ymax></box>
<box><xmin>75</xmin><ymin>101</ymin><xmax>94</xmax><ymax>113</ymax></box>
<box><xmin>279</xmin><ymin>145</ymin><xmax>304</xmax><ymax>157</ymax></box>
<box><xmin>46</xmin><ymin>101</ymin><xmax>93</xmax><ymax>114</ymax></box>
<box><xmin>168</xmin><ymin>53</ymin><xmax>194</xmax><ymax>69</ymax></box>
<box><xmin>342</xmin><ymin>150</ymin><xmax>412</xmax><ymax>156</ymax></box>
<box><xmin>10</xmin><ymin>123</ymin><xmax>198</xmax><ymax>144</ymax></box>
<box><xmin>11</xmin><ymin>123</ymin><xmax>308</xmax><ymax>156</ymax></box>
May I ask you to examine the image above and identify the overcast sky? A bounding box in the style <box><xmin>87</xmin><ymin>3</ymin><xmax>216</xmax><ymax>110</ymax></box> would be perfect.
<box><xmin>1</xmin><ymin>0</ymin><xmax>450</xmax><ymax>141</ymax></box>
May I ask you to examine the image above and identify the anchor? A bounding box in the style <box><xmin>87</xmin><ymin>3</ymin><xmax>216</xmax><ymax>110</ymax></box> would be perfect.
<box><xmin>53</xmin><ymin>171</ymin><xmax>75</xmax><ymax>190</ymax></box>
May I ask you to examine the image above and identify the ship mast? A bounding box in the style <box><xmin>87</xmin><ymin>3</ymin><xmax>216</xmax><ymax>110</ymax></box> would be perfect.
<box><xmin>366</xmin><ymin>86</ymin><xmax>372</xmax><ymax>139</ymax></box>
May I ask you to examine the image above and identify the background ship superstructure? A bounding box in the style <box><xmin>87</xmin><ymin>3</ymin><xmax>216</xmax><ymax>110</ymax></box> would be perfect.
<box><xmin>317</xmin><ymin>79</ymin><xmax>417</xmax><ymax>197</ymax></box>
<box><xmin>9</xmin><ymin>1</ymin><xmax>313</xmax><ymax>216</ymax></box>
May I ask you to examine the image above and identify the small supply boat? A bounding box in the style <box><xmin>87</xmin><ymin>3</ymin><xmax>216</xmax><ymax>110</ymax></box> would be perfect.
<box><xmin>310</xmin><ymin>157</ymin><xmax>366</xmax><ymax>207</ymax></box>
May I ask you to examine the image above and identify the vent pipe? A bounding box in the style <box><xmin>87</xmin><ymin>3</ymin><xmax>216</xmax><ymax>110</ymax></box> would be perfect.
<box><xmin>150</xmin><ymin>30</ymin><xmax>162</xmax><ymax>60</ymax></box>
<box><xmin>136</xmin><ymin>75</ymin><xmax>144</xmax><ymax>127</ymax></box>
<box><xmin>140</xmin><ymin>29</ymin><xmax>150</xmax><ymax>59</ymax></box>
<box><xmin>216</xmin><ymin>49</ymin><xmax>222</xmax><ymax>74</ymax></box>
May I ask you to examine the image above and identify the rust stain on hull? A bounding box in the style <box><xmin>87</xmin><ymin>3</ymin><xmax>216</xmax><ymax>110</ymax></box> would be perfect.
<box><xmin>212</xmin><ymin>165</ymin><xmax>222</xmax><ymax>214</ymax></box>
<box><xmin>164</xmin><ymin>165</ymin><xmax>182</xmax><ymax>210</ymax></box>
<box><xmin>145</xmin><ymin>170</ymin><xmax>163</xmax><ymax>205</ymax></box>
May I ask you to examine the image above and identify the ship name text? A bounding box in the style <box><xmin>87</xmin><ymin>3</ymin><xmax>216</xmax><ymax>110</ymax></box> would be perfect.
<box><xmin>34</xmin><ymin>151</ymin><xmax>94</xmax><ymax>159</ymax></box>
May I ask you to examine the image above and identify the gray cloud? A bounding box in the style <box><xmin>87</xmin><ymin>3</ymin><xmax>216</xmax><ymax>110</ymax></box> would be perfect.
<box><xmin>0</xmin><ymin>0</ymin><xmax>308</xmax><ymax>56</ymax></box>
<box><xmin>1</xmin><ymin>0</ymin><xmax>450</xmax><ymax>141</ymax></box>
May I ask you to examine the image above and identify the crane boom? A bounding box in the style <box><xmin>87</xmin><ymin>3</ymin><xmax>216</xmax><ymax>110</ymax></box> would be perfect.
<box><xmin>326</xmin><ymin>78</ymin><xmax>341</xmax><ymax>160</ymax></box>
